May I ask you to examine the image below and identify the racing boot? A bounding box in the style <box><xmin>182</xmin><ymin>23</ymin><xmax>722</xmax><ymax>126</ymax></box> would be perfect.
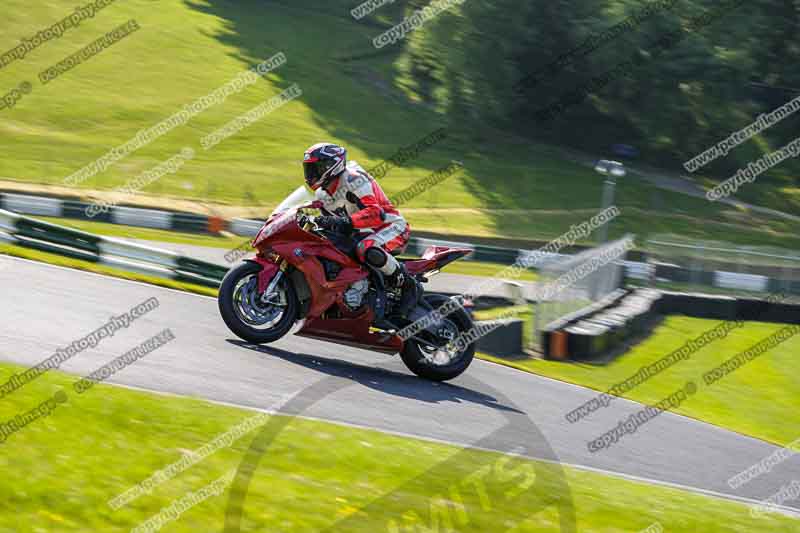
<box><xmin>387</xmin><ymin>263</ymin><xmax>421</xmax><ymax>317</ymax></box>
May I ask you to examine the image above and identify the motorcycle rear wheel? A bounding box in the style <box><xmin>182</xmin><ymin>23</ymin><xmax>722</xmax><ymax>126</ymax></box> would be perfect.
<box><xmin>400</xmin><ymin>294</ymin><xmax>475</xmax><ymax>382</ymax></box>
<box><xmin>218</xmin><ymin>261</ymin><xmax>299</xmax><ymax>344</ymax></box>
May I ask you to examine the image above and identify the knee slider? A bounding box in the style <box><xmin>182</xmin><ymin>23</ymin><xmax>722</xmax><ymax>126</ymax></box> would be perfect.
<box><xmin>364</xmin><ymin>247</ymin><xmax>388</xmax><ymax>268</ymax></box>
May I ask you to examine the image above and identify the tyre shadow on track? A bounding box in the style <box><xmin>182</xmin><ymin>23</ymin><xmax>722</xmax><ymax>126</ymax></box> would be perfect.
<box><xmin>226</xmin><ymin>339</ymin><xmax>523</xmax><ymax>414</ymax></box>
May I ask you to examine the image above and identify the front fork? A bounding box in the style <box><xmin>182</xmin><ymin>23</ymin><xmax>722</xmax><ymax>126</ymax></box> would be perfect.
<box><xmin>260</xmin><ymin>258</ymin><xmax>288</xmax><ymax>304</ymax></box>
<box><xmin>259</xmin><ymin>217</ymin><xmax>313</xmax><ymax>301</ymax></box>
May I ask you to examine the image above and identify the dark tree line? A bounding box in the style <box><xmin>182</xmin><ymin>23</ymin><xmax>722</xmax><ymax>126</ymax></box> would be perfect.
<box><xmin>391</xmin><ymin>0</ymin><xmax>800</xmax><ymax>186</ymax></box>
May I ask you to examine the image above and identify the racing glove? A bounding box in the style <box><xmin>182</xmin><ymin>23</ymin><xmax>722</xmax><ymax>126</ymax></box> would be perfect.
<box><xmin>316</xmin><ymin>215</ymin><xmax>353</xmax><ymax>234</ymax></box>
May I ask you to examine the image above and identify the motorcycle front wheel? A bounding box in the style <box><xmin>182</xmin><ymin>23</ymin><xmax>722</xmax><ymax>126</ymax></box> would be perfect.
<box><xmin>218</xmin><ymin>261</ymin><xmax>299</xmax><ymax>344</ymax></box>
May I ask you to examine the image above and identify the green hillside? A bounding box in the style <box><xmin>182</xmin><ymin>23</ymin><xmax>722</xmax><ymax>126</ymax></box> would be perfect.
<box><xmin>0</xmin><ymin>0</ymin><xmax>798</xmax><ymax>248</ymax></box>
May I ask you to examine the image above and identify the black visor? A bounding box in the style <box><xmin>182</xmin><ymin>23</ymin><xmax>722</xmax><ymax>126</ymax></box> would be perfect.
<box><xmin>304</xmin><ymin>159</ymin><xmax>334</xmax><ymax>188</ymax></box>
<box><xmin>303</xmin><ymin>161</ymin><xmax>322</xmax><ymax>186</ymax></box>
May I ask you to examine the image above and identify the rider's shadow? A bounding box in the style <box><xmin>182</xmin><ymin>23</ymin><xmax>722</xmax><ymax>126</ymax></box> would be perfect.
<box><xmin>226</xmin><ymin>339</ymin><xmax>523</xmax><ymax>414</ymax></box>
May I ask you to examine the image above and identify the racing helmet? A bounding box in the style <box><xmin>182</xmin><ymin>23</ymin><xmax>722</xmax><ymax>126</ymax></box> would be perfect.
<box><xmin>303</xmin><ymin>143</ymin><xmax>347</xmax><ymax>190</ymax></box>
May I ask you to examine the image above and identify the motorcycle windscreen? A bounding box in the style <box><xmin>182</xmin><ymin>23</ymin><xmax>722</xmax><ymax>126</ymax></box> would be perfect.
<box><xmin>271</xmin><ymin>186</ymin><xmax>314</xmax><ymax>216</ymax></box>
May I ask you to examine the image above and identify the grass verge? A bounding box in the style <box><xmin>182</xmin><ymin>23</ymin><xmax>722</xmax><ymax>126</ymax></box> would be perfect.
<box><xmin>480</xmin><ymin>315</ymin><xmax>800</xmax><ymax>446</ymax></box>
<box><xmin>0</xmin><ymin>360</ymin><xmax>796</xmax><ymax>532</ymax></box>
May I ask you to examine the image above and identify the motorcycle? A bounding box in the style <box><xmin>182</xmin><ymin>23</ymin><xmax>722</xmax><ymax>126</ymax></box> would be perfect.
<box><xmin>218</xmin><ymin>186</ymin><xmax>477</xmax><ymax>381</ymax></box>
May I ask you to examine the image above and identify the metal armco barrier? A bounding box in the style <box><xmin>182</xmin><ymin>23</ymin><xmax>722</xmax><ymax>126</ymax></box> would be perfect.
<box><xmin>0</xmin><ymin>208</ymin><xmax>226</xmax><ymax>287</ymax></box>
<box><xmin>229</xmin><ymin>218</ymin><xmax>264</xmax><ymax>237</ymax></box>
<box><xmin>4</xmin><ymin>191</ymin><xmax>798</xmax><ymax>294</ymax></box>
<box><xmin>0</xmin><ymin>192</ymin><xmax>218</xmax><ymax>234</ymax></box>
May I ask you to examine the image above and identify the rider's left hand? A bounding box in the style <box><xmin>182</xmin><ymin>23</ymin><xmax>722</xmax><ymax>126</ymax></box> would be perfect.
<box><xmin>316</xmin><ymin>215</ymin><xmax>353</xmax><ymax>233</ymax></box>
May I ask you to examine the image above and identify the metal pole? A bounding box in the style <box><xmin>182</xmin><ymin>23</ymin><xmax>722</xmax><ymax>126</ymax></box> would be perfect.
<box><xmin>598</xmin><ymin>176</ymin><xmax>616</xmax><ymax>243</ymax></box>
<box><xmin>693</xmin><ymin>243</ymin><xmax>704</xmax><ymax>288</ymax></box>
<box><xmin>533</xmin><ymin>299</ymin><xmax>540</xmax><ymax>352</ymax></box>
<box><xmin>782</xmin><ymin>264</ymin><xmax>790</xmax><ymax>294</ymax></box>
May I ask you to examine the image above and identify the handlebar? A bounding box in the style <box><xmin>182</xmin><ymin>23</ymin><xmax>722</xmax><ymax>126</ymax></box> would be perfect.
<box><xmin>295</xmin><ymin>202</ymin><xmax>356</xmax><ymax>240</ymax></box>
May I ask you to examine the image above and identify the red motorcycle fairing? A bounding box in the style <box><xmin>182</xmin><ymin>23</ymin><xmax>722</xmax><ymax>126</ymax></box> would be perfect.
<box><xmin>296</xmin><ymin>317</ymin><xmax>403</xmax><ymax>354</ymax></box>
<box><xmin>404</xmin><ymin>246</ymin><xmax>473</xmax><ymax>275</ymax></box>
<box><xmin>219</xmin><ymin>194</ymin><xmax>476</xmax><ymax>381</ymax></box>
<box><xmin>249</xmin><ymin>208</ymin><xmax>471</xmax><ymax>355</ymax></box>
<box><xmin>272</xmin><ymin>240</ymin><xmax>369</xmax><ymax>318</ymax></box>
<box><xmin>247</xmin><ymin>256</ymin><xmax>280</xmax><ymax>294</ymax></box>
<box><xmin>253</xmin><ymin>210</ymin><xmax>402</xmax><ymax>352</ymax></box>
<box><xmin>253</xmin><ymin>211</ymin><xmax>371</xmax><ymax>319</ymax></box>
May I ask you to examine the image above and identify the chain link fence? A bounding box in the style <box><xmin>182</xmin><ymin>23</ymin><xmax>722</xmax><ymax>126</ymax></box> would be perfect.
<box><xmin>531</xmin><ymin>236</ymin><xmax>633</xmax><ymax>351</ymax></box>
<box><xmin>644</xmin><ymin>234</ymin><xmax>800</xmax><ymax>298</ymax></box>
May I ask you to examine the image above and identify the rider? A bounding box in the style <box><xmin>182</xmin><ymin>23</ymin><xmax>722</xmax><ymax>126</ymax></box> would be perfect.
<box><xmin>302</xmin><ymin>142</ymin><xmax>420</xmax><ymax>315</ymax></box>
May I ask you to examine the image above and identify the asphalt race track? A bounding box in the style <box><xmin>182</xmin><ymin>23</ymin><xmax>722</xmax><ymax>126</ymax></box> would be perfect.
<box><xmin>1</xmin><ymin>256</ymin><xmax>798</xmax><ymax>515</ymax></box>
